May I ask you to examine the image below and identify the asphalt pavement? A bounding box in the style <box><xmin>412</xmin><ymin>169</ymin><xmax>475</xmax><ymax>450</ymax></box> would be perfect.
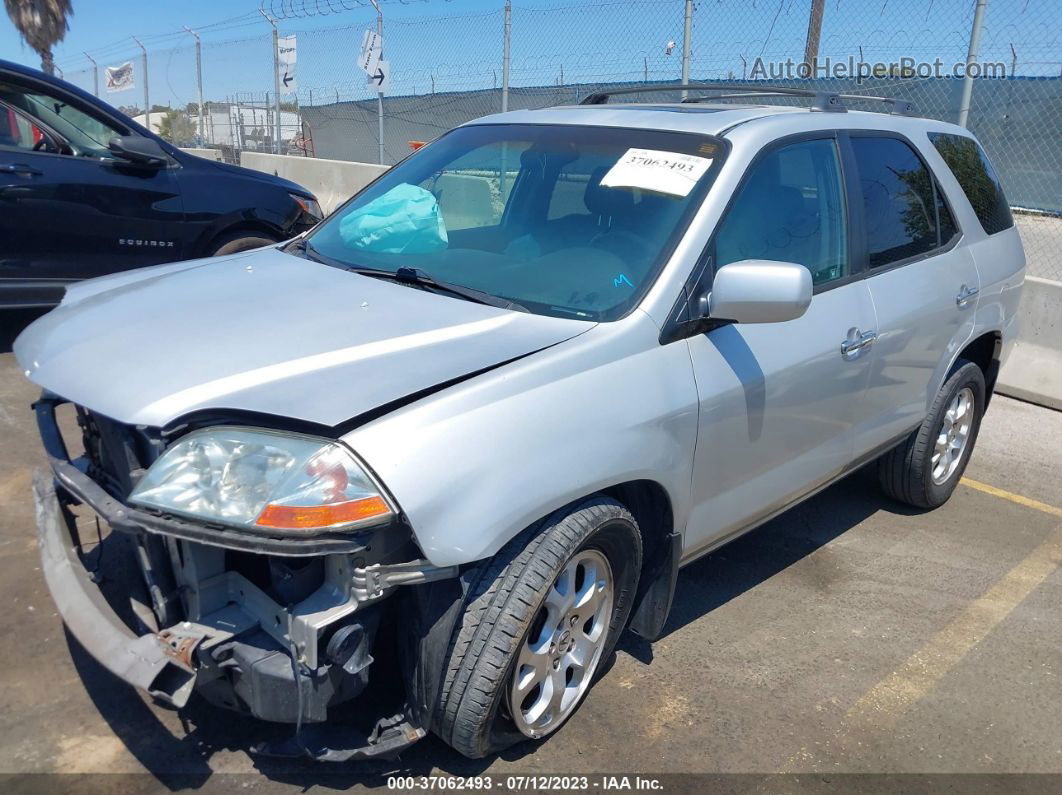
<box><xmin>1</xmin><ymin>309</ymin><xmax>1060</xmax><ymax>792</ymax></box>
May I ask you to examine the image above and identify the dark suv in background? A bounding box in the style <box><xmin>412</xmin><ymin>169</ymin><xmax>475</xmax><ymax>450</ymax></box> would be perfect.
<box><xmin>0</xmin><ymin>58</ymin><xmax>322</xmax><ymax>308</ymax></box>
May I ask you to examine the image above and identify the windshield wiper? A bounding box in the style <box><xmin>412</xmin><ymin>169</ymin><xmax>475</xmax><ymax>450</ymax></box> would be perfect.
<box><xmin>352</xmin><ymin>266</ymin><xmax>529</xmax><ymax>312</ymax></box>
<box><xmin>286</xmin><ymin>241</ymin><xmax>527</xmax><ymax>312</ymax></box>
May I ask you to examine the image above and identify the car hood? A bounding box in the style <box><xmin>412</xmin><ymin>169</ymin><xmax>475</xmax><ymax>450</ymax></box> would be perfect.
<box><xmin>14</xmin><ymin>248</ymin><xmax>592</xmax><ymax>428</ymax></box>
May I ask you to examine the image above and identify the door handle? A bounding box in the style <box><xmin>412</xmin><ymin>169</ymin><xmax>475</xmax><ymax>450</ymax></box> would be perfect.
<box><xmin>0</xmin><ymin>163</ymin><xmax>42</xmax><ymax>176</ymax></box>
<box><xmin>956</xmin><ymin>284</ymin><xmax>979</xmax><ymax>308</ymax></box>
<box><xmin>841</xmin><ymin>329</ymin><xmax>877</xmax><ymax>358</ymax></box>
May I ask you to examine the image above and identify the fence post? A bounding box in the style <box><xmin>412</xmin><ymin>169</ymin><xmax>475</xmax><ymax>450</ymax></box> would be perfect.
<box><xmin>184</xmin><ymin>27</ymin><xmax>205</xmax><ymax>146</ymax></box>
<box><xmin>681</xmin><ymin>0</ymin><xmax>693</xmax><ymax>100</ymax></box>
<box><xmin>132</xmin><ymin>37</ymin><xmax>150</xmax><ymax>131</ymax></box>
<box><xmin>370</xmin><ymin>0</ymin><xmax>385</xmax><ymax>165</ymax></box>
<box><xmin>958</xmin><ymin>0</ymin><xmax>989</xmax><ymax>128</ymax></box>
<box><xmin>259</xmin><ymin>9</ymin><xmax>282</xmax><ymax>154</ymax></box>
<box><xmin>84</xmin><ymin>52</ymin><xmax>99</xmax><ymax>96</ymax></box>
<box><xmin>502</xmin><ymin>0</ymin><xmax>511</xmax><ymax>113</ymax></box>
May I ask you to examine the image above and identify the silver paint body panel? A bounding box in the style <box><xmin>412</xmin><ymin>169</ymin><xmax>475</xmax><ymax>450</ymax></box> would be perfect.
<box><xmin>16</xmin><ymin>105</ymin><xmax>1025</xmax><ymax>568</ymax></box>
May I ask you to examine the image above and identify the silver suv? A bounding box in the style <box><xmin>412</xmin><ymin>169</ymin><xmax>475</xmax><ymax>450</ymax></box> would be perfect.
<box><xmin>17</xmin><ymin>85</ymin><xmax>1025</xmax><ymax>761</ymax></box>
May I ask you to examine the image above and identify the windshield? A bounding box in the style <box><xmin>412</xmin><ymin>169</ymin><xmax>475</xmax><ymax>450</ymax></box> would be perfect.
<box><xmin>305</xmin><ymin>124</ymin><xmax>726</xmax><ymax>320</ymax></box>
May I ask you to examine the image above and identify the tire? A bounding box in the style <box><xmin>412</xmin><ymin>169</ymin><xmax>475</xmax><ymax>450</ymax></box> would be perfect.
<box><xmin>877</xmin><ymin>359</ymin><xmax>986</xmax><ymax>509</ymax></box>
<box><xmin>432</xmin><ymin>497</ymin><xmax>642</xmax><ymax>759</ymax></box>
<box><xmin>208</xmin><ymin>231</ymin><xmax>277</xmax><ymax>257</ymax></box>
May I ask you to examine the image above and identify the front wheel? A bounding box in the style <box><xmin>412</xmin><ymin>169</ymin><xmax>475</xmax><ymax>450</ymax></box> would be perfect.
<box><xmin>877</xmin><ymin>359</ymin><xmax>986</xmax><ymax>508</ymax></box>
<box><xmin>432</xmin><ymin>497</ymin><xmax>642</xmax><ymax>758</ymax></box>
<box><xmin>208</xmin><ymin>231</ymin><xmax>277</xmax><ymax>257</ymax></box>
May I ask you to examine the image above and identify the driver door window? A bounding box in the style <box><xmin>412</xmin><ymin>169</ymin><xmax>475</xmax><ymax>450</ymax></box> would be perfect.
<box><xmin>0</xmin><ymin>81</ymin><xmax>123</xmax><ymax>158</ymax></box>
<box><xmin>715</xmin><ymin>137</ymin><xmax>848</xmax><ymax>287</ymax></box>
<box><xmin>0</xmin><ymin>102</ymin><xmax>56</xmax><ymax>151</ymax></box>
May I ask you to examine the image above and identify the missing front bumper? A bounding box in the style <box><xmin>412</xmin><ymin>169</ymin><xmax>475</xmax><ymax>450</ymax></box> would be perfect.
<box><xmin>34</xmin><ymin>469</ymin><xmax>197</xmax><ymax>707</ymax></box>
<box><xmin>34</xmin><ymin>467</ymin><xmax>431</xmax><ymax>760</ymax></box>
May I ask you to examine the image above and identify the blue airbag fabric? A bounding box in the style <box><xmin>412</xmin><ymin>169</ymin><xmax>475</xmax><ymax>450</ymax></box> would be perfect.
<box><xmin>339</xmin><ymin>183</ymin><xmax>448</xmax><ymax>253</ymax></box>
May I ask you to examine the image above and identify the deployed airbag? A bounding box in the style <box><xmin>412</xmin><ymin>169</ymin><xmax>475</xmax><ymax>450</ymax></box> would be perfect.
<box><xmin>339</xmin><ymin>183</ymin><xmax>449</xmax><ymax>254</ymax></box>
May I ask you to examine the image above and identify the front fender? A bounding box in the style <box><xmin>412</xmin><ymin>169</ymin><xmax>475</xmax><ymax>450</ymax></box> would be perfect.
<box><xmin>345</xmin><ymin>315</ymin><xmax>699</xmax><ymax>568</ymax></box>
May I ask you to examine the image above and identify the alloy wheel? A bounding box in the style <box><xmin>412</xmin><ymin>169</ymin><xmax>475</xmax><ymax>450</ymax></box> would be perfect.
<box><xmin>508</xmin><ymin>548</ymin><xmax>614</xmax><ymax>739</ymax></box>
<box><xmin>932</xmin><ymin>386</ymin><xmax>975</xmax><ymax>485</ymax></box>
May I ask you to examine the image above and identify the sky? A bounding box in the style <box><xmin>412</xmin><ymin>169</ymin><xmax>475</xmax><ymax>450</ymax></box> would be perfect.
<box><xmin>1</xmin><ymin>0</ymin><xmax>1056</xmax><ymax>111</ymax></box>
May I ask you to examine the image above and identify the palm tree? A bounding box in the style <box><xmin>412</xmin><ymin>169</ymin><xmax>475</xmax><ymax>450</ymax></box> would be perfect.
<box><xmin>4</xmin><ymin>0</ymin><xmax>73</xmax><ymax>76</ymax></box>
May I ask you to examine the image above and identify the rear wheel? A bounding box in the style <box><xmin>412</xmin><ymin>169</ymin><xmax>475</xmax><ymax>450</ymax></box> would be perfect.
<box><xmin>877</xmin><ymin>359</ymin><xmax>985</xmax><ymax>508</ymax></box>
<box><xmin>432</xmin><ymin>497</ymin><xmax>641</xmax><ymax>758</ymax></box>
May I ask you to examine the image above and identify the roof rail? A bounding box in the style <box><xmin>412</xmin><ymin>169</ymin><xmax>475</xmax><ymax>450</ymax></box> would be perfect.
<box><xmin>835</xmin><ymin>94</ymin><xmax>917</xmax><ymax>116</ymax></box>
<box><xmin>579</xmin><ymin>83</ymin><xmax>917</xmax><ymax>116</ymax></box>
<box><xmin>580</xmin><ymin>83</ymin><xmax>845</xmax><ymax>112</ymax></box>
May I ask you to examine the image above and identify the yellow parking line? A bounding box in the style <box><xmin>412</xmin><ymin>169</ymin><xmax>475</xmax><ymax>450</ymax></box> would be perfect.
<box><xmin>781</xmin><ymin>478</ymin><xmax>1062</xmax><ymax>769</ymax></box>
<box><xmin>847</xmin><ymin>521</ymin><xmax>1062</xmax><ymax>729</ymax></box>
<box><xmin>960</xmin><ymin>477</ymin><xmax>1062</xmax><ymax>519</ymax></box>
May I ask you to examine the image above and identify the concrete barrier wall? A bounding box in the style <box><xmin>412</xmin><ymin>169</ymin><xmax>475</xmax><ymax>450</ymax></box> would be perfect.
<box><xmin>239</xmin><ymin>152</ymin><xmax>389</xmax><ymax>214</ymax></box>
<box><xmin>179</xmin><ymin>147</ymin><xmax>222</xmax><ymax>161</ymax></box>
<box><xmin>997</xmin><ymin>276</ymin><xmax>1062</xmax><ymax>411</ymax></box>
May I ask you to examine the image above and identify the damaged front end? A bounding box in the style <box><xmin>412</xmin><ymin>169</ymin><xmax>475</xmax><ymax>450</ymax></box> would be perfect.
<box><xmin>33</xmin><ymin>393</ymin><xmax>457</xmax><ymax>761</ymax></box>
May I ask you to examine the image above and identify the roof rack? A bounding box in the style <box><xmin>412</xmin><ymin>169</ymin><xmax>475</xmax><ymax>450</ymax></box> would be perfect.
<box><xmin>578</xmin><ymin>83</ymin><xmax>916</xmax><ymax>116</ymax></box>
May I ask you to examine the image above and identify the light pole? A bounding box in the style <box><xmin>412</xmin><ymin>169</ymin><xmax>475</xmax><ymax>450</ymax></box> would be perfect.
<box><xmin>132</xmin><ymin>36</ymin><xmax>150</xmax><ymax>131</ymax></box>
<box><xmin>183</xmin><ymin>27</ymin><xmax>205</xmax><ymax>147</ymax></box>
<box><xmin>259</xmin><ymin>8</ymin><xmax>282</xmax><ymax>154</ymax></box>
<box><xmin>958</xmin><ymin>0</ymin><xmax>989</xmax><ymax>128</ymax></box>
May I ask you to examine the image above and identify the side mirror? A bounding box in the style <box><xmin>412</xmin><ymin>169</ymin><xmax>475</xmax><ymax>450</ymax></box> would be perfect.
<box><xmin>702</xmin><ymin>260</ymin><xmax>812</xmax><ymax>324</ymax></box>
<box><xmin>108</xmin><ymin>135</ymin><xmax>168</xmax><ymax>167</ymax></box>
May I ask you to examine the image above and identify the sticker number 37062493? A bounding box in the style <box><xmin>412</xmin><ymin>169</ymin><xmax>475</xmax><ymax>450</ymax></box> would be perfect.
<box><xmin>599</xmin><ymin>147</ymin><xmax>713</xmax><ymax>198</ymax></box>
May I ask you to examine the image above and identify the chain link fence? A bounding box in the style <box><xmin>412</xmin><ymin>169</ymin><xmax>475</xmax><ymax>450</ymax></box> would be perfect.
<box><xmin>56</xmin><ymin>0</ymin><xmax>1061</xmax><ymax>279</ymax></box>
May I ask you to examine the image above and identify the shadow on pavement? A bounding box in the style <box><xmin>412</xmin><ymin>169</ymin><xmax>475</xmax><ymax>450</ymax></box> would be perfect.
<box><xmin>65</xmin><ymin>461</ymin><xmax>915</xmax><ymax>787</ymax></box>
<box><xmin>0</xmin><ymin>308</ymin><xmax>48</xmax><ymax>354</ymax></box>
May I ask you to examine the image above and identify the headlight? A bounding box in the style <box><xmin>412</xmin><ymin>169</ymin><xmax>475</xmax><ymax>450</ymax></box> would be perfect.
<box><xmin>290</xmin><ymin>193</ymin><xmax>323</xmax><ymax>222</ymax></box>
<box><xmin>129</xmin><ymin>427</ymin><xmax>394</xmax><ymax>534</ymax></box>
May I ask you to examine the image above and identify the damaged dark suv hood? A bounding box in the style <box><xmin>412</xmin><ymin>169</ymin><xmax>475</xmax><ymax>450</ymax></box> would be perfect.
<box><xmin>14</xmin><ymin>248</ymin><xmax>593</xmax><ymax>428</ymax></box>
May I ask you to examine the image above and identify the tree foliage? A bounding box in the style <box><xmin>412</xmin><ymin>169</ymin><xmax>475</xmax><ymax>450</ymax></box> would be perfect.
<box><xmin>4</xmin><ymin>0</ymin><xmax>73</xmax><ymax>75</ymax></box>
<box><xmin>157</xmin><ymin>109</ymin><xmax>197</xmax><ymax>145</ymax></box>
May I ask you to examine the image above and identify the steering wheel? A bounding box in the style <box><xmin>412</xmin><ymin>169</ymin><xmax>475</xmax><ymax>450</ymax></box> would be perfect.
<box><xmin>32</xmin><ymin>138</ymin><xmax>51</xmax><ymax>152</ymax></box>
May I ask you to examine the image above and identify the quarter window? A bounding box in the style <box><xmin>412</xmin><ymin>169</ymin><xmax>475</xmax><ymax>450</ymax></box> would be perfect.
<box><xmin>850</xmin><ymin>136</ymin><xmax>950</xmax><ymax>268</ymax></box>
<box><xmin>715</xmin><ymin>137</ymin><xmax>848</xmax><ymax>286</ymax></box>
<box><xmin>929</xmin><ymin>132</ymin><xmax>1013</xmax><ymax>235</ymax></box>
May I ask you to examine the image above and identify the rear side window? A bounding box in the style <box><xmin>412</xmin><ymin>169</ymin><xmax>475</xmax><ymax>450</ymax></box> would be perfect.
<box><xmin>929</xmin><ymin>132</ymin><xmax>1013</xmax><ymax>235</ymax></box>
<box><xmin>850</xmin><ymin>136</ymin><xmax>951</xmax><ymax>268</ymax></box>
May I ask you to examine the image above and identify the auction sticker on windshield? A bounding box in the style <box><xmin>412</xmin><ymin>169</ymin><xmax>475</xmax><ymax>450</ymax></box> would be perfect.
<box><xmin>600</xmin><ymin>147</ymin><xmax>713</xmax><ymax>197</ymax></box>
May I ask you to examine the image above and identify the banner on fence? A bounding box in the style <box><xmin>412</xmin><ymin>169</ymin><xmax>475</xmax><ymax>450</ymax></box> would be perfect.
<box><xmin>278</xmin><ymin>35</ymin><xmax>297</xmax><ymax>93</ymax></box>
<box><xmin>105</xmin><ymin>62</ymin><xmax>134</xmax><ymax>93</ymax></box>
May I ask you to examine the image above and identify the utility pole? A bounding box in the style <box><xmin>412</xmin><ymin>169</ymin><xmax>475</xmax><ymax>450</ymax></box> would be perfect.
<box><xmin>259</xmin><ymin>9</ymin><xmax>282</xmax><ymax>154</ymax></box>
<box><xmin>681</xmin><ymin>0</ymin><xmax>693</xmax><ymax>100</ymax></box>
<box><xmin>803</xmin><ymin>0</ymin><xmax>826</xmax><ymax>77</ymax></box>
<box><xmin>958</xmin><ymin>0</ymin><xmax>989</xmax><ymax>127</ymax></box>
<box><xmin>133</xmin><ymin>37</ymin><xmax>150</xmax><ymax>131</ymax></box>
<box><xmin>183</xmin><ymin>27</ymin><xmax>205</xmax><ymax>146</ymax></box>
<box><xmin>84</xmin><ymin>52</ymin><xmax>99</xmax><ymax>96</ymax></box>
<box><xmin>501</xmin><ymin>0</ymin><xmax>511</xmax><ymax>112</ymax></box>
<box><xmin>369</xmin><ymin>0</ymin><xmax>384</xmax><ymax>164</ymax></box>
